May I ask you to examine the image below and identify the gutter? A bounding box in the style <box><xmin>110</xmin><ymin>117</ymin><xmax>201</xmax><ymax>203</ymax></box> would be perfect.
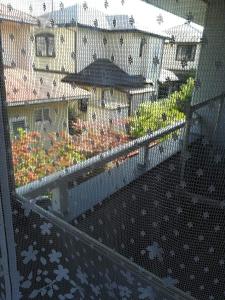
<box><xmin>7</xmin><ymin>95</ymin><xmax>91</xmax><ymax>107</ymax></box>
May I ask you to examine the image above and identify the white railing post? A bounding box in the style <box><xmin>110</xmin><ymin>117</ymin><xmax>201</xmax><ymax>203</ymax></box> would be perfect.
<box><xmin>51</xmin><ymin>183</ymin><xmax>69</xmax><ymax>216</ymax></box>
<box><xmin>138</xmin><ymin>142</ymin><xmax>150</xmax><ymax>170</ymax></box>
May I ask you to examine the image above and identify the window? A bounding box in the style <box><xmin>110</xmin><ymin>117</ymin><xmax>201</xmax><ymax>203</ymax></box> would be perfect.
<box><xmin>101</xmin><ymin>89</ymin><xmax>107</xmax><ymax>100</ymax></box>
<box><xmin>176</xmin><ymin>44</ymin><xmax>197</xmax><ymax>61</ymax></box>
<box><xmin>139</xmin><ymin>38</ymin><xmax>147</xmax><ymax>58</ymax></box>
<box><xmin>35</xmin><ymin>108</ymin><xmax>50</xmax><ymax>122</ymax></box>
<box><xmin>35</xmin><ymin>33</ymin><xmax>55</xmax><ymax>57</ymax></box>
<box><xmin>11</xmin><ymin>118</ymin><xmax>26</xmax><ymax>136</ymax></box>
<box><xmin>78</xmin><ymin>99</ymin><xmax>88</xmax><ymax>112</ymax></box>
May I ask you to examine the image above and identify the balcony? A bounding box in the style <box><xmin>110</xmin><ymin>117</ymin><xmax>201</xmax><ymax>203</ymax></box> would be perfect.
<box><xmin>1</xmin><ymin>1</ymin><xmax>225</xmax><ymax>300</ymax></box>
<box><xmin>12</xmin><ymin>92</ymin><xmax>223</xmax><ymax>300</ymax></box>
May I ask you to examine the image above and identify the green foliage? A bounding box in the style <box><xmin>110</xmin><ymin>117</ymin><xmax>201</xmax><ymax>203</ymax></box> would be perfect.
<box><xmin>12</xmin><ymin>131</ymin><xmax>86</xmax><ymax>187</ymax></box>
<box><xmin>173</xmin><ymin>77</ymin><xmax>195</xmax><ymax>113</ymax></box>
<box><xmin>130</xmin><ymin>78</ymin><xmax>195</xmax><ymax>138</ymax></box>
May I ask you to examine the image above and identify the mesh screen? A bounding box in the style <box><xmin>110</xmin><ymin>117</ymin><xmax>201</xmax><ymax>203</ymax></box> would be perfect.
<box><xmin>0</xmin><ymin>0</ymin><xmax>225</xmax><ymax>299</ymax></box>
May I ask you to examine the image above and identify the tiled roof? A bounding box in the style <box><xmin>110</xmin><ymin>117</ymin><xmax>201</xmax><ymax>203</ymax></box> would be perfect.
<box><xmin>62</xmin><ymin>59</ymin><xmax>146</xmax><ymax>89</ymax></box>
<box><xmin>0</xmin><ymin>3</ymin><xmax>38</xmax><ymax>25</ymax></box>
<box><xmin>4</xmin><ymin>68</ymin><xmax>90</xmax><ymax>106</ymax></box>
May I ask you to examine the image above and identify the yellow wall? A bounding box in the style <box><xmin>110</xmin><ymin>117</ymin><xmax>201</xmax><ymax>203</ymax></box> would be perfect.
<box><xmin>79</xmin><ymin>87</ymin><xmax>130</xmax><ymax>124</ymax></box>
<box><xmin>33</xmin><ymin>27</ymin><xmax>76</xmax><ymax>73</ymax></box>
<box><xmin>83</xmin><ymin>87</ymin><xmax>128</xmax><ymax>107</ymax></box>
<box><xmin>1</xmin><ymin>21</ymin><xmax>33</xmax><ymax>69</ymax></box>
<box><xmin>8</xmin><ymin>101</ymin><xmax>69</xmax><ymax>136</ymax></box>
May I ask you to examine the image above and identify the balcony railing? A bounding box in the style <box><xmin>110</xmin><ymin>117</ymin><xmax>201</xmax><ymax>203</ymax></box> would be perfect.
<box><xmin>14</xmin><ymin>93</ymin><xmax>225</xmax><ymax>300</ymax></box>
<box><xmin>16</xmin><ymin>93</ymin><xmax>225</xmax><ymax>220</ymax></box>
<box><xmin>17</xmin><ymin>193</ymin><xmax>195</xmax><ymax>300</ymax></box>
<box><xmin>17</xmin><ymin>120</ymin><xmax>186</xmax><ymax>217</ymax></box>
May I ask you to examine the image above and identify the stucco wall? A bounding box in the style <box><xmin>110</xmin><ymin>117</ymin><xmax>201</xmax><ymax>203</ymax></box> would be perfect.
<box><xmin>1</xmin><ymin>21</ymin><xmax>33</xmax><ymax>69</ymax></box>
<box><xmin>162</xmin><ymin>42</ymin><xmax>201</xmax><ymax>72</ymax></box>
<box><xmin>82</xmin><ymin>87</ymin><xmax>129</xmax><ymax>127</ymax></box>
<box><xmin>76</xmin><ymin>28</ymin><xmax>164</xmax><ymax>86</ymax></box>
<box><xmin>85</xmin><ymin>87</ymin><xmax>128</xmax><ymax>107</ymax></box>
<box><xmin>8</xmin><ymin>101</ymin><xmax>69</xmax><ymax>135</ymax></box>
<box><xmin>33</xmin><ymin>27</ymin><xmax>76</xmax><ymax>73</ymax></box>
<box><xmin>130</xmin><ymin>92</ymin><xmax>154</xmax><ymax>114</ymax></box>
<box><xmin>33</xmin><ymin>25</ymin><xmax>164</xmax><ymax>88</ymax></box>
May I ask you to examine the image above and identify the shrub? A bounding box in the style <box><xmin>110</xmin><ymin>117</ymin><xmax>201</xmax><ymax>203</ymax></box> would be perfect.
<box><xmin>130</xmin><ymin>78</ymin><xmax>194</xmax><ymax>138</ymax></box>
<box><xmin>12</xmin><ymin>125</ymin><xmax>131</xmax><ymax>187</ymax></box>
<box><xmin>12</xmin><ymin>129</ymin><xmax>85</xmax><ymax>187</ymax></box>
<box><xmin>70</xmin><ymin>120</ymin><xmax>130</xmax><ymax>157</ymax></box>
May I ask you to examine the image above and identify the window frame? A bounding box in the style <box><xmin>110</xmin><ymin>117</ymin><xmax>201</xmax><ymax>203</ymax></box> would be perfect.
<box><xmin>34</xmin><ymin>108</ymin><xmax>50</xmax><ymax>123</ymax></box>
<box><xmin>35</xmin><ymin>33</ymin><xmax>56</xmax><ymax>58</ymax></box>
<box><xmin>10</xmin><ymin>116</ymin><xmax>27</xmax><ymax>136</ymax></box>
<box><xmin>78</xmin><ymin>98</ymin><xmax>89</xmax><ymax>113</ymax></box>
<box><xmin>139</xmin><ymin>37</ymin><xmax>147</xmax><ymax>58</ymax></box>
<box><xmin>175</xmin><ymin>43</ymin><xmax>197</xmax><ymax>62</ymax></box>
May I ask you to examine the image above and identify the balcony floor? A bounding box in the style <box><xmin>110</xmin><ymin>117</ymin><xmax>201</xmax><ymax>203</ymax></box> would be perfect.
<box><xmin>73</xmin><ymin>141</ymin><xmax>225</xmax><ymax>300</ymax></box>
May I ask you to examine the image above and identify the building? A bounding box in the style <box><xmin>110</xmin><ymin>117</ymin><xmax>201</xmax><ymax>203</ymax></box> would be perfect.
<box><xmin>35</xmin><ymin>4</ymin><xmax>167</xmax><ymax>122</ymax></box>
<box><xmin>162</xmin><ymin>23</ymin><xmax>203</xmax><ymax>82</ymax></box>
<box><xmin>5</xmin><ymin>68</ymin><xmax>90</xmax><ymax>137</ymax></box>
<box><xmin>0</xmin><ymin>4</ymin><xmax>89</xmax><ymax>136</ymax></box>
<box><xmin>0</xmin><ymin>3</ymin><xmax>38</xmax><ymax>69</ymax></box>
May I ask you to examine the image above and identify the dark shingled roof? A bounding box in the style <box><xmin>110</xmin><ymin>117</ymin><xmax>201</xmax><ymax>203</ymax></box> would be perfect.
<box><xmin>62</xmin><ymin>59</ymin><xmax>146</xmax><ymax>88</ymax></box>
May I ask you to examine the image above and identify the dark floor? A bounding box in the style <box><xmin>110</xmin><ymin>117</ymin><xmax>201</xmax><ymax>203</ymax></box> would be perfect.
<box><xmin>74</xmin><ymin>142</ymin><xmax>225</xmax><ymax>300</ymax></box>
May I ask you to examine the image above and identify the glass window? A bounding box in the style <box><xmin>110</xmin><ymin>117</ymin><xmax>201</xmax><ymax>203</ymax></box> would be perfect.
<box><xmin>35</xmin><ymin>34</ymin><xmax>55</xmax><ymax>57</ymax></box>
<box><xmin>48</xmin><ymin>36</ymin><xmax>55</xmax><ymax>57</ymax></box>
<box><xmin>139</xmin><ymin>38</ymin><xmax>147</xmax><ymax>58</ymax></box>
<box><xmin>79</xmin><ymin>99</ymin><xmax>88</xmax><ymax>112</ymax></box>
<box><xmin>176</xmin><ymin>44</ymin><xmax>197</xmax><ymax>61</ymax></box>
<box><xmin>12</xmin><ymin>119</ymin><xmax>26</xmax><ymax>136</ymax></box>
<box><xmin>43</xmin><ymin>108</ymin><xmax>50</xmax><ymax>121</ymax></box>
<box><xmin>34</xmin><ymin>109</ymin><xmax>43</xmax><ymax>122</ymax></box>
<box><xmin>35</xmin><ymin>36</ymin><xmax>47</xmax><ymax>56</ymax></box>
<box><xmin>35</xmin><ymin>108</ymin><xmax>50</xmax><ymax>122</ymax></box>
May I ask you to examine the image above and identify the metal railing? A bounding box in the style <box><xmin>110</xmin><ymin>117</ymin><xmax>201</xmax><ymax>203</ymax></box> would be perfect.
<box><xmin>16</xmin><ymin>92</ymin><xmax>225</xmax><ymax>216</ymax></box>
<box><xmin>17</xmin><ymin>120</ymin><xmax>186</xmax><ymax>215</ymax></box>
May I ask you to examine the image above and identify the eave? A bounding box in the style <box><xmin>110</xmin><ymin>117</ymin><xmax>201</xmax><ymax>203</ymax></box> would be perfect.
<box><xmin>141</xmin><ymin>0</ymin><xmax>208</xmax><ymax>26</ymax></box>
